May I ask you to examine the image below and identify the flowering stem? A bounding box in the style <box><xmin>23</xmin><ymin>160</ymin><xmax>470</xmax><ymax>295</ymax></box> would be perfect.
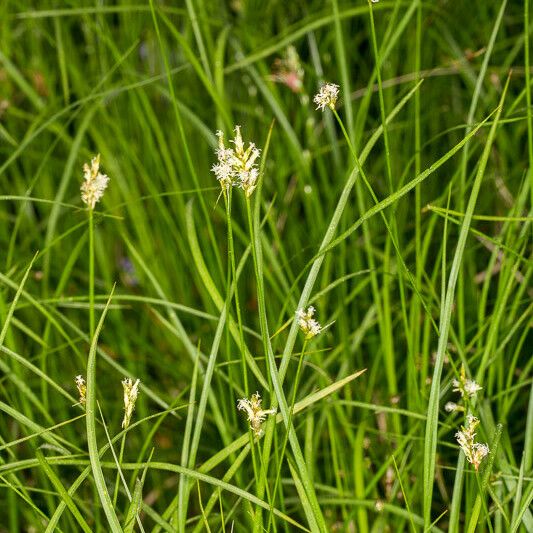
<box><xmin>88</xmin><ymin>208</ymin><xmax>95</xmax><ymax>339</ymax></box>
<box><xmin>225</xmin><ymin>188</ymin><xmax>249</xmax><ymax>396</ymax></box>
<box><xmin>468</xmin><ymin>472</ymin><xmax>494</xmax><ymax>533</ymax></box>
<box><xmin>245</xmin><ymin>196</ymin><xmax>276</xmax><ymax>529</ymax></box>
<box><xmin>245</xmin><ymin>134</ymin><xmax>325</xmax><ymax>531</ymax></box>
<box><xmin>367</xmin><ymin>0</ymin><xmax>393</xmax><ymax>191</ymax></box>
<box><xmin>332</xmin><ymin>107</ymin><xmax>401</xmax><ymax>422</ymax></box>
<box><xmin>227</xmin><ymin>190</ymin><xmax>261</xmax><ymax>521</ymax></box>
<box><xmin>245</xmin><ymin>197</ymin><xmax>272</xmax><ymax>380</ymax></box>
<box><xmin>467</xmin><ymin>423</ymin><xmax>501</xmax><ymax>533</ymax></box>
<box><xmin>267</xmin><ymin>339</ymin><xmax>308</xmax><ymax>531</ymax></box>
<box><xmin>332</xmin><ymin>107</ymin><xmax>391</xmax><ymax>228</ymax></box>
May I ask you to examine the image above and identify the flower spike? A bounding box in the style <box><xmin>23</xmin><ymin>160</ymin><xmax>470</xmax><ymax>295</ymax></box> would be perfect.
<box><xmin>122</xmin><ymin>378</ymin><xmax>140</xmax><ymax>429</ymax></box>
<box><xmin>296</xmin><ymin>306</ymin><xmax>322</xmax><ymax>339</ymax></box>
<box><xmin>81</xmin><ymin>154</ymin><xmax>109</xmax><ymax>209</ymax></box>
<box><xmin>237</xmin><ymin>392</ymin><xmax>276</xmax><ymax>437</ymax></box>
<box><xmin>313</xmin><ymin>83</ymin><xmax>339</xmax><ymax>111</ymax></box>
<box><xmin>211</xmin><ymin>127</ymin><xmax>261</xmax><ymax>197</ymax></box>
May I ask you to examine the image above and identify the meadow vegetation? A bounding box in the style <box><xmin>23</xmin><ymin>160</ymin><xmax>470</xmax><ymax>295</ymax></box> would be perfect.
<box><xmin>0</xmin><ymin>1</ymin><xmax>531</xmax><ymax>531</ymax></box>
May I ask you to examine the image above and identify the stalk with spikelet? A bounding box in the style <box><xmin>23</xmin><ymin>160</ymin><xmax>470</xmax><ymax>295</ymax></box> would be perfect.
<box><xmin>210</xmin><ymin>125</ymin><xmax>263</xmax><ymax>410</ymax></box>
<box><xmin>81</xmin><ymin>154</ymin><xmax>109</xmax><ymax>338</ymax></box>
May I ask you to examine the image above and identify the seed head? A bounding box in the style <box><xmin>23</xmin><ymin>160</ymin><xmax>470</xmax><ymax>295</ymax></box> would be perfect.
<box><xmin>75</xmin><ymin>375</ymin><xmax>86</xmax><ymax>404</ymax></box>
<box><xmin>122</xmin><ymin>378</ymin><xmax>140</xmax><ymax>429</ymax></box>
<box><xmin>296</xmin><ymin>306</ymin><xmax>322</xmax><ymax>339</ymax></box>
<box><xmin>313</xmin><ymin>83</ymin><xmax>339</xmax><ymax>111</ymax></box>
<box><xmin>211</xmin><ymin>127</ymin><xmax>261</xmax><ymax>197</ymax></box>
<box><xmin>237</xmin><ymin>392</ymin><xmax>276</xmax><ymax>437</ymax></box>
<box><xmin>81</xmin><ymin>154</ymin><xmax>109</xmax><ymax>209</ymax></box>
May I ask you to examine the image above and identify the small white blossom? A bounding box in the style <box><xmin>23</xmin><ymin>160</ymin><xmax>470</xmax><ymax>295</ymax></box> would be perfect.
<box><xmin>237</xmin><ymin>392</ymin><xmax>276</xmax><ymax>437</ymax></box>
<box><xmin>211</xmin><ymin>127</ymin><xmax>261</xmax><ymax>196</ymax></box>
<box><xmin>75</xmin><ymin>375</ymin><xmax>86</xmax><ymax>405</ymax></box>
<box><xmin>464</xmin><ymin>380</ymin><xmax>482</xmax><ymax>396</ymax></box>
<box><xmin>296</xmin><ymin>306</ymin><xmax>322</xmax><ymax>339</ymax></box>
<box><xmin>452</xmin><ymin>366</ymin><xmax>482</xmax><ymax>399</ymax></box>
<box><xmin>445</xmin><ymin>402</ymin><xmax>458</xmax><ymax>413</ymax></box>
<box><xmin>122</xmin><ymin>378</ymin><xmax>140</xmax><ymax>429</ymax></box>
<box><xmin>81</xmin><ymin>154</ymin><xmax>109</xmax><ymax>209</ymax></box>
<box><xmin>455</xmin><ymin>415</ymin><xmax>489</xmax><ymax>471</ymax></box>
<box><xmin>313</xmin><ymin>83</ymin><xmax>339</xmax><ymax>111</ymax></box>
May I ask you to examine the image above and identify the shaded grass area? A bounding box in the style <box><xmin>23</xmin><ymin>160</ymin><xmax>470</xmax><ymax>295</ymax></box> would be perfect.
<box><xmin>0</xmin><ymin>0</ymin><xmax>531</xmax><ymax>531</ymax></box>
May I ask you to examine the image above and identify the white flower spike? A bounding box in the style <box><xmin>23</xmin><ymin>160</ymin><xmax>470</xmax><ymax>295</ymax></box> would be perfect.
<box><xmin>81</xmin><ymin>154</ymin><xmax>109</xmax><ymax>209</ymax></box>
<box><xmin>211</xmin><ymin>127</ymin><xmax>261</xmax><ymax>197</ymax></box>
<box><xmin>455</xmin><ymin>415</ymin><xmax>489</xmax><ymax>471</ymax></box>
<box><xmin>237</xmin><ymin>392</ymin><xmax>276</xmax><ymax>437</ymax></box>
<box><xmin>122</xmin><ymin>378</ymin><xmax>140</xmax><ymax>429</ymax></box>
<box><xmin>313</xmin><ymin>83</ymin><xmax>340</xmax><ymax>111</ymax></box>
<box><xmin>296</xmin><ymin>306</ymin><xmax>322</xmax><ymax>339</ymax></box>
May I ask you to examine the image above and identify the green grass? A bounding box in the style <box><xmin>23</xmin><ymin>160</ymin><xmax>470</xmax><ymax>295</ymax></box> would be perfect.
<box><xmin>0</xmin><ymin>1</ymin><xmax>532</xmax><ymax>531</ymax></box>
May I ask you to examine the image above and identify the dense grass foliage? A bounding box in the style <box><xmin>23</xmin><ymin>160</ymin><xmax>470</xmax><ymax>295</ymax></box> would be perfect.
<box><xmin>0</xmin><ymin>1</ymin><xmax>531</xmax><ymax>531</ymax></box>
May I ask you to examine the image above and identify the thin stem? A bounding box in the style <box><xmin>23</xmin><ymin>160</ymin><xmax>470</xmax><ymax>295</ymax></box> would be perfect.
<box><xmin>411</xmin><ymin>0</ymin><xmax>423</xmax><ymax>414</ymax></box>
<box><xmin>470</xmin><ymin>472</ymin><xmax>494</xmax><ymax>533</ymax></box>
<box><xmin>368</xmin><ymin>0</ymin><xmax>393</xmax><ymax>190</ymax></box>
<box><xmin>88</xmin><ymin>208</ymin><xmax>95</xmax><ymax>339</ymax></box>
<box><xmin>267</xmin><ymin>339</ymin><xmax>308</xmax><ymax>532</ymax></box>
<box><xmin>225</xmin><ymin>188</ymin><xmax>249</xmax><ymax>396</ymax></box>
<box><xmin>245</xmin><ymin>196</ymin><xmax>275</xmax><ymax>531</ymax></box>
<box><xmin>332</xmin><ymin>107</ymin><xmax>402</xmax><ymax>396</ymax></box>
<box><xmin>247</xmin><ymin>189</ymin><xmax>313</xmax><ymax>531</ymax></box>
<box><xmin>226</xmin><ymin>188</ymin><xmax>258</xmax><ymax>527</ymax></box>
<box><xmin>526</xmin><ymin>0</ymin><xmax>533</xmax><ymax>208</ymax></box>
<box><xmin>333</xmin><ymin>103</ymin><xmax>435</xmax><ymax>329</ymax></box>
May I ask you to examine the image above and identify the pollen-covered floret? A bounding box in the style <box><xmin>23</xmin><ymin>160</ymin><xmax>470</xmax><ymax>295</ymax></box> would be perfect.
<box><xmin>81</xmin><ymin>154</ymin><xmax>109</xmax><ymax>209</ymax></box>
<box><xmin>296</xmin><ymin>306</ymin><xmax>322</xmax><ymax>339</ymax></box>
<box><xmin>237</xmin><ymin>392</ymin><xmax>276</xmax><ymax>437</ymax></box>
<box><xmin>313</xmin><ymin>83</ymin><xmax>340</xmax><ymax>111</ymax></box>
